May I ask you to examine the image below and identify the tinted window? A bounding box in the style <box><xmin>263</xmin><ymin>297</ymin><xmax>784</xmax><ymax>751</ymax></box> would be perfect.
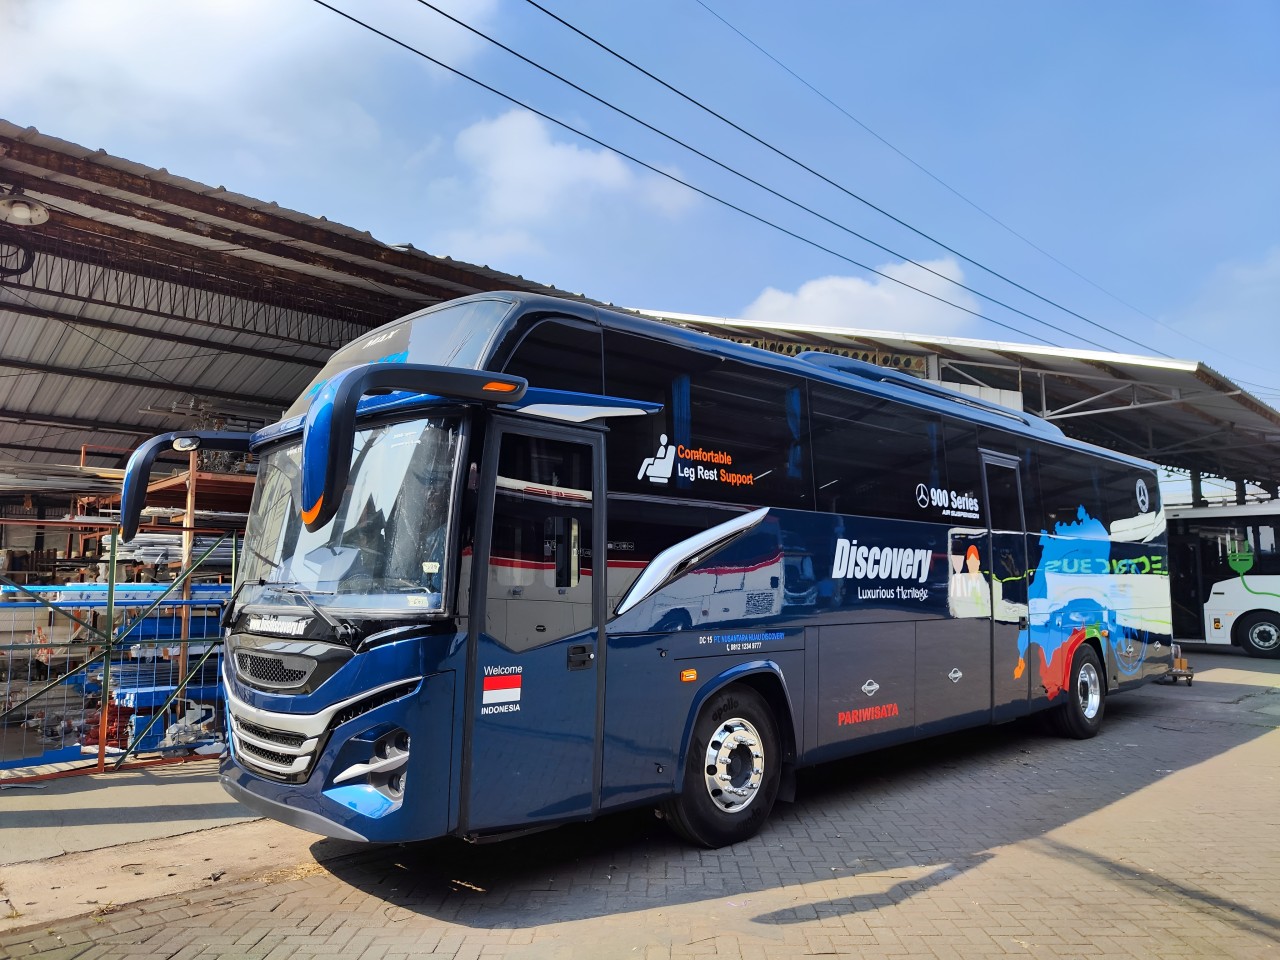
<box><xmin>942</xmin><ymin>420</ymin><xmax>984</xmax><ymax>523</ymax></box>
<box><xmin>812</xmin><ymin>385</ymin><xmax>943</xmax><ymax>521</ymax></box>
<box><xmin>605</xmin><ymin>496</ymin><xmax>751</xmax><ymax>626</ymax></box>
<box><xmin>1035</xmin><ymin>443</ymin><xmax>1108</xmax><ymax>534</ymax></box>
<box><xmin>1190</xmin><ymin>514</ymin><xmax>1280</xmax><ymax>581</ymax></box>
<box><xmin>1099</xmin><ymin>462</ymin><xmax>1160</xmax><ymax>534</ymax></box>
<box><xmin>502</xmin><ymin>319</ymin><xmax>603</xmax><ymax>394</ymax></box>
<box><xmin>604</xmin><ymin>332</ymin><xmax>810</xmax><ymax>509</ymax></box>
<box><xmin>983</xmin><ymin>460</ymin><xmax>1024</xmax><ymax>532</ymax></box>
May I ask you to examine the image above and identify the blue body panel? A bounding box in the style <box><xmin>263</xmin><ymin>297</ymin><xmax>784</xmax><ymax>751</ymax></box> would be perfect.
<box><xmin>222</xmin><ymin>631</ymin><xmax>465</xmax><ymax>843</ymax></box>
<box><xmin>221</xmin><ymin>501</ymin><xmax>1171</xmax><ymax>841</ymax></box>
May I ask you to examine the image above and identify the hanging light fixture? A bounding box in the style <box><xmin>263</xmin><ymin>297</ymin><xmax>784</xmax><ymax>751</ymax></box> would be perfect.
<box><xmin>0</xmin><ymin>188</ymin><xmax>50</xmax><ymax>226</ymax></box>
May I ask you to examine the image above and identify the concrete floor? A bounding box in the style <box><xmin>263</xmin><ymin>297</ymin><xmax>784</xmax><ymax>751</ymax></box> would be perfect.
<box><xmin>1</xmin><ymin>646</ymin><xmax>1276</xmax><ymax>958</ymax></box>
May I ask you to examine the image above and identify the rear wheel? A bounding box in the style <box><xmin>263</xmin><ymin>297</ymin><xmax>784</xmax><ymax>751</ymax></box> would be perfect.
<box><xmin>1236</xmin><ymin>612</ymin><xmax>1280</xmax><ymax>659</ymax></box>
<box><xmin>1051</xmin><ymin>644</ymin><xmax>1106</xmax><ymax>739</ymax></box>
<box><xmin>662</xmin><ymin>684</ymin><xmax>780</xmax><ymax>848</ymax></box>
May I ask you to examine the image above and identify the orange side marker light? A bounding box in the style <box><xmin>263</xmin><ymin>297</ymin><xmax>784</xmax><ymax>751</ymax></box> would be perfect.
<box><xmin>680</xmin><ymin>669</ymin><xmax>697</xmax><ymax>683</ymax></box>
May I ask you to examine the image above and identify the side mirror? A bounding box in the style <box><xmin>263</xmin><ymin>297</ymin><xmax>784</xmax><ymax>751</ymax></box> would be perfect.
<box><xmin>299</xmin><ymin>362</ymin><xmax>526</xmax><ymax>531</ymax></box>
<box><xmin>120</xmin><ymin>431</ymin><xmax>253</xmax><ymax>540</ymax></box>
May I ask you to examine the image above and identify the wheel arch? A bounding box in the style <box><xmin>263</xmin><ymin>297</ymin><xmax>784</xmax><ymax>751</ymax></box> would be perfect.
<box><xmin>673</xmin><ymin>660</ymin><xmax>798</xmax><ymax>796</ymax></box>
<box><xmin>1231</xmin><ymin>608</ymin><xmax>1279</xmax><ymax>643</ymax></box>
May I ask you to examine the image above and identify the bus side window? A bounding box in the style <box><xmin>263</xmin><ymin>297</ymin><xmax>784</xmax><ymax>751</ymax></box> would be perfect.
<box><xmin>1036</xmin><ymin>443</ymin><xmax>1107</xmax><ymax>534</ymax></box>
<box><xmin>501</xmin><ymin>319</ymin><xmax>604</xmax><ymax>394</ymax></box>
<box><xmin>604</xmin><ymin>332</ymin><xmax>810</xmax><ymax>509</ymax></box>
<box><xmin>812</xmin><ymin>386</ymin><xmax>943</xmax><ymax>521</ymax></box>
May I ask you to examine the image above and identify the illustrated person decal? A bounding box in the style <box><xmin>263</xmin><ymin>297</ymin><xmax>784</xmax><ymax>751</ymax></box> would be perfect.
<box><xmin>948</xmin><ymin>542</ymin><xmax>991</xmax><ymax>619</ymax></box>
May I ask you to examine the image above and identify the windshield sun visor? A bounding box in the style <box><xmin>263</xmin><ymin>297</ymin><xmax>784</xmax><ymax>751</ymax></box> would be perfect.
<box><xmin>300</xmin><ymin>362</ymin><xmax>526</xmax><ymax>531</ymax></box>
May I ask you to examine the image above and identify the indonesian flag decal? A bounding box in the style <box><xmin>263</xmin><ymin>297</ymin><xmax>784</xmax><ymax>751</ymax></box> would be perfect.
<box><xmin>482</xmin><ymin>673</ymin><xmax>522</xmax><ymax>705</ymax></box>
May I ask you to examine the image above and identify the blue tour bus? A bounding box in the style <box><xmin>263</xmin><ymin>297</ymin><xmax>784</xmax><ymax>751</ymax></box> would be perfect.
<box><xmin>119</xmin><ymin>292</ymin><xmax>1173</xmax><ymax>847</ymax></box>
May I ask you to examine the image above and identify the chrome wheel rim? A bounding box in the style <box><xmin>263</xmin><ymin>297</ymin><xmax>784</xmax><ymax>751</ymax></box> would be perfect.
<box><xmin>1077</xmin><ymin>661</ymin><xmax>1102</xmax><ymax>720</ymax></box>
<box><xmin>702</xmin><ymin>717</ymin><xmax>765</xmax><ymax>814</ymax></box>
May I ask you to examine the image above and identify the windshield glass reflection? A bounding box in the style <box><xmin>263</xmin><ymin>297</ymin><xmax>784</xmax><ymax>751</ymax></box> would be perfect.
<box><xmin>239</xmin><ymin>415</ymin><xmax>461</xmax><ymax>616</ymax></box>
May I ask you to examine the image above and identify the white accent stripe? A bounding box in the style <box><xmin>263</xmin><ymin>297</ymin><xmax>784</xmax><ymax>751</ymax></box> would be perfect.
<box><xmin>482</xmin><ymin>688</ymin><xmax>521</xmax><ymax>705</ymax></box>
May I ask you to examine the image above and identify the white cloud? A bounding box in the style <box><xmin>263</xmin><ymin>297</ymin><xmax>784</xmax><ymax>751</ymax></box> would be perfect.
<box><xmin>455</xmin><ymin>110</ymin><xmax>632</xmax><ymax>224</ymax></box>
<box><xmin>430</xmin><ymin>109</ymin><xmax>696</xmax><ymax>262</ymax></box>
<box><xmin>742</xmin><ymin>258</ymin><xmax>981</xmax><ymax>335</ymax></box>
<box><xmin>0</xmin><ymin>0</ymin><xmax>497</xmax><ymax>151</ymax></box>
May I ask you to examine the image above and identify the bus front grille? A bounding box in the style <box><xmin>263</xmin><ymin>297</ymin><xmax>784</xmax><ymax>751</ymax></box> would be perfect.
<box><xmin>235</xmin><ymin>652</ymin><xmax>311</xmax><ymax>687</ymax></box>
<box><xmin>223</xmin><ymin>670</ymin><xmax>423</xmax><ymax>783</ymax></box>
<box><xmin>228</xmin><ymin>711</ymin><xmax>319</xmax><ymax>781</ymax></box>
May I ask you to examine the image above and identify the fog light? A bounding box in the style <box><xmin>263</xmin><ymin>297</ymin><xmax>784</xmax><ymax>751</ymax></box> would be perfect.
<box><xmin>332</xmin><ymin>726</ymin><xmax>410</xmax><ymax>802</ymax></box>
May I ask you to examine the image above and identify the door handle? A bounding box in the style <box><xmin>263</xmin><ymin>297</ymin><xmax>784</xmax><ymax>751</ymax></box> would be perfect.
<box><xmin>1018</xmin><ymin>616</ymin><xmax>1029</xmax><ymax>630</ymax></box>
<box><xmin>567</xmin><ymin>643</ymin><xmax>595</xmax><ymax>671</ymax></box>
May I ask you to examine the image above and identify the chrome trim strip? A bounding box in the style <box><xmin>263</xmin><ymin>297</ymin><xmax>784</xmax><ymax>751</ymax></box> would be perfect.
<box><xmin>228</xmin><ymin>720</ymin><xmax>318</xmax><ymax>758</ymax></box>
<box><xmin>614</xmin><ymin>507</ymin><xmax>770</xmax><ymax>616</ymax></box>
<box><xmin>332</xmin><ymin>752</ymin><xmax>410</xmax><ymax>785</ymax></box>
<box><xmin>233</xmin><ymin>741</ymin><xmax>311</xmax><ymax>776</ymax></box>
<box><xmin>222</xmin><ymin>667</ymin><xmax>423</xmax><ymax>740</ymax></box>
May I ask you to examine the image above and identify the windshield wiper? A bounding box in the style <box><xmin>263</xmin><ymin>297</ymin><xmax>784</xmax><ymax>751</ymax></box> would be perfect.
<box><xmin>259</xmin><ymin>579</ymin><xmax>357</xmax><ymax>643</ymax></box>
<box><xmin>220</xmin><ymin>577</ymin><xmax>262</xmax><ymax>630</ymax></box>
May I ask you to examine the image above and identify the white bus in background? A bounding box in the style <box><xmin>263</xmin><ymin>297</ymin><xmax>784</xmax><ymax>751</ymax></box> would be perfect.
<box><xmin>1167</xmin><ymin>501</ymin><xmax>1280</xmax><ymax>658</ymax></box>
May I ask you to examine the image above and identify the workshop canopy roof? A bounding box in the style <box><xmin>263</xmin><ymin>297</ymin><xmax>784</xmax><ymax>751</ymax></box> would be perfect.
<box><xmin>638</xmin><ymin>309</ymin><xmax>1280</xmax><ymax>489</ymax></box>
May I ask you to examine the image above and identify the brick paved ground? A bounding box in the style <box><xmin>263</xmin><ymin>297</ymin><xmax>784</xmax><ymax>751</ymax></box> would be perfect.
<box><xmin>3</xmin><ymin>649</ymin><xmax>1277</xmax><ymax>959</ymax></box>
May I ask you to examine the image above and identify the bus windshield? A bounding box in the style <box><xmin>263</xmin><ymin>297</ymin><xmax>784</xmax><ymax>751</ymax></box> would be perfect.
<box><xmin>282</xmin><ymin>297</ymin><xmax>514</xmax><ymax>420</ymax></box>
<box><xmin>239</xmin><ymin>414</ymin><xmax>462</xmax><ymax>616</ymax></box>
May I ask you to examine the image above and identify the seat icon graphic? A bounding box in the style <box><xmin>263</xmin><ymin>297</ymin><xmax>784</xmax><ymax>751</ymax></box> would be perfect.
<box><xmin>638</xmin><ymin>434</ymin><xmax>677</xmax><ymax>483</ymax></box>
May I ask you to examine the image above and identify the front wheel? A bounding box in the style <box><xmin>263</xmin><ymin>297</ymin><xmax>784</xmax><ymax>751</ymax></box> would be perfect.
<box><xmin>1051</xmin><ymin>644</ymin><xmax>1106</xmax><ymax>739</ymax></box>
<box><xmin>662</xmin><ymin>684</ymin><xmax>780</xmax><ymax>848</ymax></box>
<box><xmin>1236</xmin><ymin>612</ymin><xmax>1280</xmax><ymax>659</ymax></box>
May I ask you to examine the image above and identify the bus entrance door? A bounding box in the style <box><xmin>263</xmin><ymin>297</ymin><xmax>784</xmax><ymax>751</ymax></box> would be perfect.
<box><xmin>982</xmin><ymin>455</ymin><xmax>1032</xmax><ymax>723</ymax></box>
<box><xmin>463</xmin><ymin>422</ymin><xmax>605</xmax><ymax>835</ymax></box>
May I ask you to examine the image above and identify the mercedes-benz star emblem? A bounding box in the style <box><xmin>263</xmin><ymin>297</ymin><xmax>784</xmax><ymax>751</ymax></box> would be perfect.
<box><xmin>1136</xmin><ymin>478</ymin><xmax>1150</xmax><ymax>513</ymax></box>
<box><xmin>915</xmin><ymin>483</ymin><xmax>930</xmax><ymax>509</ymax></box>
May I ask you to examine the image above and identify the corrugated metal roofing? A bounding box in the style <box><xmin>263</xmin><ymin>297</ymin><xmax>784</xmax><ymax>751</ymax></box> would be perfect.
<box><xmin>0</xmin><ymin>118</ymin><xmax>580</xmax><ymax>487</ymax></box>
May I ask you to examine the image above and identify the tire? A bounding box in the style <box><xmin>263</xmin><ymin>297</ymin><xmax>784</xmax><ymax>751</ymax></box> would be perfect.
<box><xmin>1235</xmin><ymin>612</ymin><xmax>1280</xmax><ymax>659</ymax></box>
<box><xmin>1051</xmin><ymin>644</ymin><xmax>1106</xmax><ymax>739</ymax></box>
<box><xmin>662</xmin><ymin>684</ymin><xmax>781</xmax><ymax>848</ymax></box>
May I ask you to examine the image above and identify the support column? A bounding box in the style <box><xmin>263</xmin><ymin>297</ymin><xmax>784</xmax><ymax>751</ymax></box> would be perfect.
<box><xmin>177</xmin><ymin>452</ymin><xmax>196</xmax><ymax>680</ymax></box>
<box><xmin>1191</xmin><ymin>471</ymin><xmax>1206</xmax><ymax>508</ymax></box>
<box><xmin>1236</xmin><ymin>480</ymin><xmax>1247</xmax><ymax>505</ymax></box>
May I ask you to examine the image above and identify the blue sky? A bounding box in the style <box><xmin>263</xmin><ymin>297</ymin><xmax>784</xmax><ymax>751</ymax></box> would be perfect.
<box><xmin>3</xmin><ymin>0</ymin><xmax>1278</xmax><ymax>420</ymax></box>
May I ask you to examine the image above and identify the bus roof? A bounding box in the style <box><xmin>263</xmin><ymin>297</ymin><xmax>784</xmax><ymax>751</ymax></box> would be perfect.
<box><xmin>270</xmin><ymin>291</ymin><xmax>1162</xmax><ymax>472</ymax></box>
<box><xmin>489</xmin><ymin>292</ymin><xmax>1164</xmax><ymax>471</ymax></box>
<box><xmin>1165</xmin><ymin>501</ymin><xmax>1280</xmax><ymax>520</ymax></box>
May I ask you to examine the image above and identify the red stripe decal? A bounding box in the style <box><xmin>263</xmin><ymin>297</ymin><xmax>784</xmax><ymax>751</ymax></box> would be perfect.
<box><xmin>483</xmin><ymin>675</ymin><xmax>522</xmax><ymax>691</ymax></box>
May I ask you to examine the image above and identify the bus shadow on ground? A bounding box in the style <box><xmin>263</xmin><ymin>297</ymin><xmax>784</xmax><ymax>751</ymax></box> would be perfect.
<box><xmin>317</xmin><ymin>663</ymin><xmax>1278</xmax><ymax>930</ymax></box>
